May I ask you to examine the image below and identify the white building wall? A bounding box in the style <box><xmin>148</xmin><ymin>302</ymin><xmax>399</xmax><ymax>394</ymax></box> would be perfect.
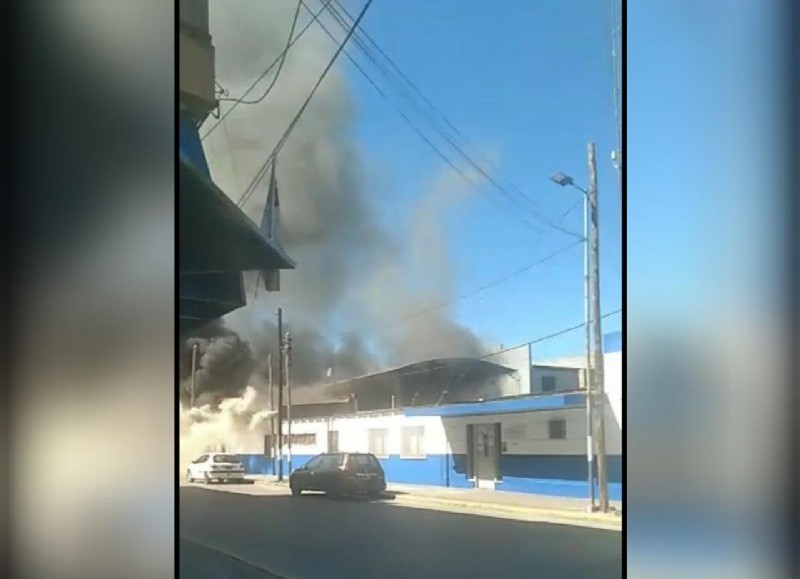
<box><xmin>272</xmin><ymin>402</ymin><xmax>621</xmax><ymax>458</ymax></box>
<box><xmin>485</xmin><ymin>344</ymin><xmax>531</xmax><ymax>395</ymax></box>
<box><xmin>604</xmin><ymin>350</ymin><xmax>622</xmax><ymax>431</ymax></box>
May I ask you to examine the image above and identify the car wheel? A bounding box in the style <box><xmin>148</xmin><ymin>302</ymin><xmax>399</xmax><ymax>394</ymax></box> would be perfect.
<box><xmin>367</xmin><ymin>491</ymin><xmax>381</xmax><ymax>499</ymax></box>
<box><xmin>203</xmin><ymin>472</ymin><xmax>211</xmax><ymax>484</ymax></box>
<box><xmin>291</xmin><ymin>485</ymin><xmax>302</xmax><ymax>496</ymax></box>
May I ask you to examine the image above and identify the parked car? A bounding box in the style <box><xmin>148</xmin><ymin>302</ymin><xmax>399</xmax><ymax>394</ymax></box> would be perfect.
<box><xmin>290</xmin><ymin>452</ymin><xmax>386</xmax><ymax>498</ymax></box>
<box><xmin>187</xmin><ymin>453</ymin><xmax>246</xmax><ymax>484</ymax></box>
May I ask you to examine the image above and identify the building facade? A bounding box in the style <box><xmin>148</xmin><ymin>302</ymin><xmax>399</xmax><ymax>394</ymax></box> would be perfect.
<box><xmin>235</xmin><ymin>333</ymin><xmax>623</xmax><ymax>500</ymax></box>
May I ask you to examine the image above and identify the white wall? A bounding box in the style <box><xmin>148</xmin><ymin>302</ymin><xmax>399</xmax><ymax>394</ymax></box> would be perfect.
<box><xmin>484</xmin><ymin>344</ymin><xmax>531</xmax><ymax>395</ymax></box>
<box><xmin>604</xmin><ymin>351</ymin><xmax>622</xmax><ymax>431</ymax></box>
<box><xmin>262</xmin><ymin>403</ymin><xmax>622</xmax><ymax>458</ymax></box>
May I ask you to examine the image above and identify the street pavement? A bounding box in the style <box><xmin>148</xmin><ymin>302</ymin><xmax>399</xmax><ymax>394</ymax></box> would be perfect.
<box><xmin>180</xmin><ymin>483</ymin><xmax>622</xmax><ymax>579</ymax></box>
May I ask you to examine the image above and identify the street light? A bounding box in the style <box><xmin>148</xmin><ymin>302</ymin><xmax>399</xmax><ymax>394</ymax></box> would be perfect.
<box><xmin>550</xmin><ymin>171</ymin><xmax>586</xmax><ymax>194</ymax></box>
<box><xmin>550</xmin><ymin>170</ymin><xmax>595</xmax><ymax>512</ymax></box>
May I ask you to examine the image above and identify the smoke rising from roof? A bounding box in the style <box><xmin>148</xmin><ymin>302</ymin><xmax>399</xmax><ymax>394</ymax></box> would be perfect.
<box><xmin>182</xmin><ymin>0</ymin><xmax>486</xmax><ymax>405</ymax></box>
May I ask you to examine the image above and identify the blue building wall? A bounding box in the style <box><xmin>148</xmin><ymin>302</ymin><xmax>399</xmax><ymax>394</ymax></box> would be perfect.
<box><xmin>237</xmin><ymin>452</ymin><xmax>622</xmax><ymax>501</ymax></box>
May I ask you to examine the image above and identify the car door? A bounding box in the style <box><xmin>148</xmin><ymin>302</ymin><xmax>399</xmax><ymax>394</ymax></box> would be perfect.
<box><xmin>298</xmin><ymin>455</ymin><xmax>324</xmax><ymax>490</ymax></box>
<box><xmin>191</xmin><ymin>455</ymin><xmax>208</xmax><ymax>479</ymax></box>
<box><xmin>316</xmin><ymin>454</ymin><xmax>343</xmax><ymax>492</ymax></box>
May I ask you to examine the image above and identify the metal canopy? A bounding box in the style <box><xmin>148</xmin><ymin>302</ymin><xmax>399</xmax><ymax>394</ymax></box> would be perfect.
<box><xmin>180</xmin><ymin>155</ymin><xmax>295</xmax><ymax>274</ymax></box>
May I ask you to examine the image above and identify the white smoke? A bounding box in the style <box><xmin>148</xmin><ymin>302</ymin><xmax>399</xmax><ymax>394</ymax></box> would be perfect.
<box><xmin>179</xmin><ymin>386</ymin><xmax>274</xmax><ymax>472</ymax></box>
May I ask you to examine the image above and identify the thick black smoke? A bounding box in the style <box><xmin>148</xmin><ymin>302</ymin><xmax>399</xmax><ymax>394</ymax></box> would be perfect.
<box><xmin>182</xmin><ymin>0</ymin><xmax>485</xmax><ymax>404</ymax></box>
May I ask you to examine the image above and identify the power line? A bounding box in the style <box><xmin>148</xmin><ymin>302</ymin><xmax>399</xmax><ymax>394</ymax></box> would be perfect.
<box><xmin>236</xmin><ymin>0</ymin><xmax>375</xmax><ymax>209</ymax></box>
<box><xmin>200</xmin><ymin>0</ymin><xmax>335</xmax><ymax>141</ymax></box>
<box><xmin>235</xmin><ymin>0</ymin><xmax>303</xmax><ymax>106</ymax></box>
<box><xmin>337</xmin><ymin>239</ymin><xmax>583</xmax><ymax>338</ymax></box>
<box><xmin>321</xmin><ymin>0</ymin><xmax>580</xmax><ymax>240</ymax></box>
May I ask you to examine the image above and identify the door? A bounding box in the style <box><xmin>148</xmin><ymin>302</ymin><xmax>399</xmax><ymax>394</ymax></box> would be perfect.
<box><xmin>472</xmin><ymin>424</ymin><xmax>498</xmax><ymax>489</ymax></box>
<box><xmin>316</xmin><ymin>454</ymin><xmax>344</xmax><ymax>492</ymax></box>
<box><xmin>190</xmin><ymin>454</ymin><xmax>208</xmax><ymax>479</ymax></box>
<box><xmin>298</xmin><ymin>455</ymin><xmax>324</xmax><ymax>490</ymax></box>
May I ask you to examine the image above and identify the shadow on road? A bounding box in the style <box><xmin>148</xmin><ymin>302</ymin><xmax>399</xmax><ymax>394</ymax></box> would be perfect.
<box><xmin>180</xmin><ymin>486</ymin><xmax>621</xmax><ymax>579</ymax></box>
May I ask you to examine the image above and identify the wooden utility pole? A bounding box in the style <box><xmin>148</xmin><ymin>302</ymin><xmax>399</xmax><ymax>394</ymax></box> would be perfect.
<box><xmin>588</xmin><ymin>142</ymin><xmax>609</xmax><ymax>512</ymax></box>
<box><xmin>276</xmin><ymin>308</ymin><xmax>284</xmax><ymax>481</ymax></box>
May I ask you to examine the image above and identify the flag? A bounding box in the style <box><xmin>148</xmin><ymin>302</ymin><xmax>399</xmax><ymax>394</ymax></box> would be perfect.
<box><xmin>260</xmin><ymin>160</ymin><xmax>282</xmax><ymax>292</ymax></box>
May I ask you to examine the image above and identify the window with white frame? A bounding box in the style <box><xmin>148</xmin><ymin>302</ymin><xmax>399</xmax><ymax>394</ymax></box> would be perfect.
<box><xmin>400</xmin><ymin>426</ymin><xmax>426</xmax><ymax>458</ymax></box>
<box><xmin>368</xmin><ymin>428</ymin><xmax>389</xmax><ymax>457</ymax></box>
<box><xmin>548</xmin><ymin>418</ymin><xmax>566</xmax><ymax>440</ymax></box>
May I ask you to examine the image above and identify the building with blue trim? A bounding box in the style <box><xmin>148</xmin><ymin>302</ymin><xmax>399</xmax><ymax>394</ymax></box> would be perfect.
<box><xmin>231</xmin><ymin>332</ymin><xmax>623</xmax><ymax>500</ymax></box>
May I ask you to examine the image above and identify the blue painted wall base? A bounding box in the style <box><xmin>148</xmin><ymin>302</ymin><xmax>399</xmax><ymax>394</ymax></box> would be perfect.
<box><xmin>237</xmin><ymin>452</ymin><xmax>623</xmax><ymax>501</ymax></box>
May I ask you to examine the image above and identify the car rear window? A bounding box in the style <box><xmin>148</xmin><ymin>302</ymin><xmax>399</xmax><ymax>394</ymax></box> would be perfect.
<box><xmin>347</xmin><ymin>454</ymin><xmax>382</xmax><ymax>471</ymax></box>
<box><xmin>213</xmin><ymin>455</ymin><xmax>239</xmax><ymax>463</ymax></box>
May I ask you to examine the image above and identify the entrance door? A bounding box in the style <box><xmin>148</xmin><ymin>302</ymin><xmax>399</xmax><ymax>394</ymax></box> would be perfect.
<box><xmin>472</xmin><ymin>424</ymin><xmax>498</xmax><ymax>489</ymax></box>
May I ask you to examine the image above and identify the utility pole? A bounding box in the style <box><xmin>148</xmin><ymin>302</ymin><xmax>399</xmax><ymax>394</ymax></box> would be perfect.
<box><xmin>276</xmin><ymin>308</ymin><xmax>284</xmax><ymax>481</ymax></box>
<box><xmin>190</xmin><ymin>344</ymin><xmax>198</xmax><ymax>407</ymax></box>
<box><xmin>284</xmin><ymin>331</ymin><xmax>293</xmax><ymax>475</ymax></box>
<box><xmin>588</xmin><ymin>142</ymin><xmax>609</xmax><ymax>512</ymax></box>
<box><xmin>267</xmin><ymin>353</ymin><xmax>275</xmax><ymax>470</ymax></box>
<box><xmin>582</xmin><ymin>173</ymin><xmax>595</xmax><ymax>512</ymax></box>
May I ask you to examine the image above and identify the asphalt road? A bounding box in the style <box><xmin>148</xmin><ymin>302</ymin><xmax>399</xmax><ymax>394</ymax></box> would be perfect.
<box><xmin>180</xmin><ymin>485</ymin><xmax>622</xmax><ymax>579</ymax></box>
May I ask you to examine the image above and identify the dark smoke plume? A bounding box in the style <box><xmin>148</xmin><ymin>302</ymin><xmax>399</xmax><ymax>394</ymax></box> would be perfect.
<box><xmin>183</xmin><ymin>0</ymin><xmax>486</xmax><ymax>403</ymax></box>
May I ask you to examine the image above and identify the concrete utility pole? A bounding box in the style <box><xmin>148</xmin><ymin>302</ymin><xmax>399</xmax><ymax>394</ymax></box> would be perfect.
<box><xmin>284</xmin><ymin>331</ymin><xmax>293</xmax><ymax>475</ymax></box>
<box><xmin>588</xmin><ymin>142</ymin><xmax>609</xmax><ymax>512</ymax></box>
<box><xmin>276</xmin><ymin>308</ymin><xmax>284</xmax><ymax>481</ymax></box>
<box><xmin>582</xmin><ymin>171</ymin><xmax>595</xmax><ymax>512</ymax></box>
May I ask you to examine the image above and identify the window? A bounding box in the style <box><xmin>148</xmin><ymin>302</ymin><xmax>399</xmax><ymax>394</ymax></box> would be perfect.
<box><xmin>213</xmin><ymin>454</ymin><xmax>239</xmax><ymax>463</ymax></box>
<box><xmin>347</xmin><ymin>454</ymin><xmax>381</xmax><ymax>470</ymax></box>
<box><xmin>541</xmin><ymin>375</ymin><xmax>557</xmax><ymax>393</ymax></box>
<box><xmin>318</xmin><ymin>454</ymin><xmax>344</xmax><ymax>472</ymax></box>
<box><xmin>304</xmin><ymin>455</ymin><xmax>325</xmax><ymax>470</ymax></box>
<box><xmin>287</xmin><ymin>433</ymin><xmax>316</xmax><ymax>446</ymax></box>
<box><xmin>368</xmin><ymin>428</ymin><xmax>389</xmax><ymax>457</ymax></box>
<box><xmin>194</xmin><ymin>454</ymin><xmax>208</xmax><ymax>464</ymax></box>
<box><xmin>401</xmin><ymin>426</ymin><xmax>426</xmax><ymax>458</ymax></box>
<box><xmin>548</xmin><ymin>419</ymin><xmax>566</xmax><ymax>440</ymax></box>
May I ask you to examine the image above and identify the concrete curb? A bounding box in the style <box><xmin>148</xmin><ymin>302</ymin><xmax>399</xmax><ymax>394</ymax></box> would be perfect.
<box><xmin>249</xmin><ymin>478</ymin><xmax>621</xmax><ymax>530</ymax></box>
<box><xmin>388</xmin><ymin>494</ymin><xmax>622</xmax><ymax>531</ymax></box>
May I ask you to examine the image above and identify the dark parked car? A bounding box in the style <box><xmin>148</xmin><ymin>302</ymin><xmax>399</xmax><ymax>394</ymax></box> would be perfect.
<box><xmin>289</xmin><ymin>452</ymin><xmax>386</xmax><ymax>498</ymax></box>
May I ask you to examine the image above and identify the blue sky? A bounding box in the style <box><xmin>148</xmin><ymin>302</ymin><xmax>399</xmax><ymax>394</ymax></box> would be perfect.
<box><xmin>340</xmin><ymin>0</ymin><xmax>622</xmax><ymax>360</ymax></box>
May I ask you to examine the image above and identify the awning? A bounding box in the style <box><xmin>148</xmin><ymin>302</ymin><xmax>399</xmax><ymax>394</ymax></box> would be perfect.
<box><xmin>179</xmin><ymin>113</ymin><xmax>294</xmax><ymax>336</ymax></box>
<box><xmin>180</xmin><ymin>155</ymin><xmax>295</xmax><ymax>274</ymax></box>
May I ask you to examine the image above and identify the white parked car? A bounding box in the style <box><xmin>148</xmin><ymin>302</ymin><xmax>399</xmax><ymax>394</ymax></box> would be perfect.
<box><xmin>187</xmin><ymin>453</ymin><xmax>246</xmax><ymax>484</ymax></box>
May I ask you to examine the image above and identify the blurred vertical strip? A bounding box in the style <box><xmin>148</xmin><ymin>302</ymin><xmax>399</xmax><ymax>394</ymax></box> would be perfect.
<box><xmin>9</xmin><ymin>2</ymin><xmax>176</xmax><ymax>579</ymax></box>
<box><xmin>788</xmin><ymin>0</ymin><xmax>800</xmax><ymax>575</ymax></box>
<box><xmin>628</xmin><ymin>1</ymin><xmax>793</xmax><ymax>578</ymax></box>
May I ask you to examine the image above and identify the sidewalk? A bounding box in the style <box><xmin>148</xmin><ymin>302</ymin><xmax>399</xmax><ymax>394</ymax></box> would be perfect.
<box><xmin>247</xmin><ymin>475</ymin><xmax>622</xmax><ymax>531</ymax></box>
